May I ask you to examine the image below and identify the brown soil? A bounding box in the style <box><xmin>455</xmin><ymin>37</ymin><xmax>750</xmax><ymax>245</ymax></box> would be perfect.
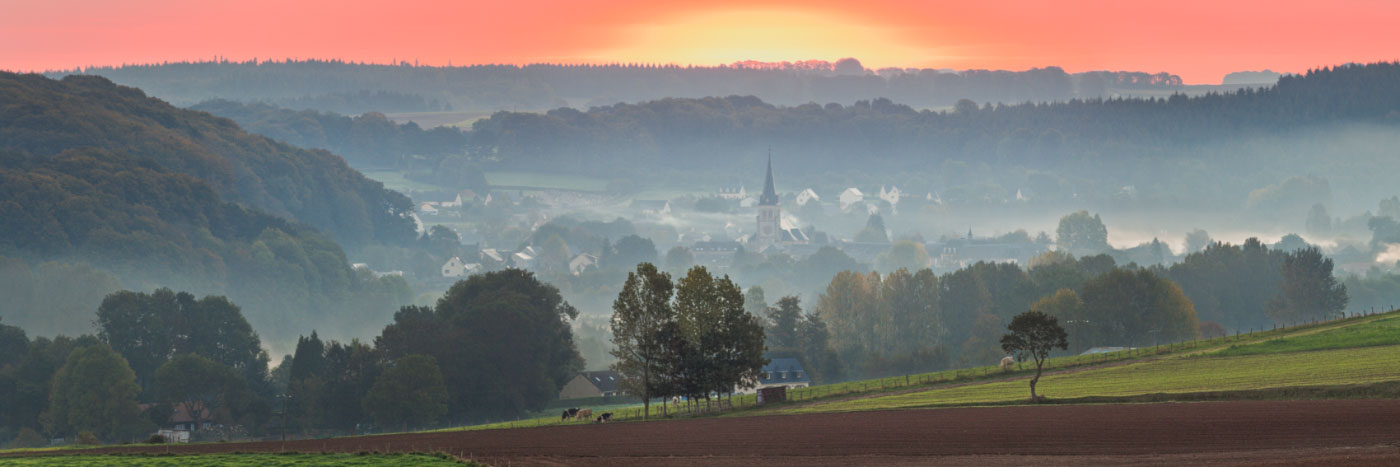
<box><xmin>12</xmin><ymin>400</ymin><xmax>1400</xmax><ymax>466</ymax></box>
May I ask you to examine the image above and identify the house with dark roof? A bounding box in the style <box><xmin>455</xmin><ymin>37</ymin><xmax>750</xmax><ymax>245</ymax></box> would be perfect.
<box><xmin>736</xmin><ymin>357</ymin><xmax>811</xmax><ymax>394</ymax></box>
<box><xmin>559</xmin><ymin>370</ymin><xmax>625</xmax><ymax>399</ymax></box>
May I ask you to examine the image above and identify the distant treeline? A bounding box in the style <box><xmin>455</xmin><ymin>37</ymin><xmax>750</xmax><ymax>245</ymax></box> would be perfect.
<box><xmin>190</xmin><ymin>99</ymin><xmax>468</xmax><ymax>169</ymax></box>
<box><xmin>53</xmin><ymin>59</ymin><xmax>1185</xmax><ymax>114</ymax></box>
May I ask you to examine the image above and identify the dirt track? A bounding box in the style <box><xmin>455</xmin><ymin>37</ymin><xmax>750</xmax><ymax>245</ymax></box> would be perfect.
<box><xmin>16</xmin><ymin>400</ymin><xmax>1400</xmax><ymax>465</ymax></box>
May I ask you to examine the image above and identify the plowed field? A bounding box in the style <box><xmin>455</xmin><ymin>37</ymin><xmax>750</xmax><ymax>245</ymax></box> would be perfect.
<box><xmin>14</xmin><ymin>400</ymin><xmax>1400</xmax><ymax>466</ymax></box>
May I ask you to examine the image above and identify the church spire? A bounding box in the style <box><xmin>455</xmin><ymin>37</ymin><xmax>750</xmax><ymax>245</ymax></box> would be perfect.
<box><xmin>759</xmin><ymin>150</ymin><xmax>779</xmax><ymax>206</ymax></box>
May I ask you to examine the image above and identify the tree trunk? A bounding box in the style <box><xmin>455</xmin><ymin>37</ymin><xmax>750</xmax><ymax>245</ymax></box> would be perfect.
<box><xmin>1030</xmin><ymin>358</ymin><xmax>1044</xmax><ymax>401</ymax></box>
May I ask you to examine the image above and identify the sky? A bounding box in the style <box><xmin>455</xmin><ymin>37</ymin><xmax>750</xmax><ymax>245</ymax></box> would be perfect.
<box><xmin>2</xmin><ymin>0</ymin><xmax>1397</xmax><ymax>84</ymax></box>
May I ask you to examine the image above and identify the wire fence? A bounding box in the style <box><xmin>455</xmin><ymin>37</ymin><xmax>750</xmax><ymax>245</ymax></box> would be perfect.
<box><xmin>483</xmin><ymin>306</ymin><xmax>1396</xmax><ymax>430</ymax></box>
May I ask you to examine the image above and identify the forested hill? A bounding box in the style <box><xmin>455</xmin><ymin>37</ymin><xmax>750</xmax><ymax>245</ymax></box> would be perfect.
<box><xmin>51</xmin><ymin>59</ymin><xmax>1185</xmax><ymax>114</ymax></box>
<box><xmin>467</xmin><ymin>62</ymin><xmax>1400</xmax><ymax>177</ymax></box>
<box><xmin>0</xmin><ymin>149</ymin><xmax>412</xmax><ymax>343</ymax></box>
<box><xmin>0</xmin><ymin>72</ymin><xmax>415</xmax><ymax>247</ymax></box>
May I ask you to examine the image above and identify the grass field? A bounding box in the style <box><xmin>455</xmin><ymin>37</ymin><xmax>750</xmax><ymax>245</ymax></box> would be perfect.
<box><xmin>1</xmin><ymin>452</ymin><xmax>468</xmax><ymax>466</ymax></box>
<box><xmin>1215</xmin><ymin>314</ymin><xmax>1400</xmax><ymax>356</ymax></box>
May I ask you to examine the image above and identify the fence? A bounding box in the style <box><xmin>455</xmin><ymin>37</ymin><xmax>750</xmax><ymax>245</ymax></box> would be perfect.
<box><xmin>485</xmin><ymin>306</ymin><xmax>1396</xmax><ymax>429</ymax></box>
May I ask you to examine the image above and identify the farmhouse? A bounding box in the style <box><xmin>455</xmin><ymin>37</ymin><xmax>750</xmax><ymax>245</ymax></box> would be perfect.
<box><xmin>736</xmin><ymin>357</ymin><xmax>811</xmax><ymax>394</ymax></box>
<box><xmin>559</xmin><ymin>370</ymin><xmax>625</xmax><ymax>399</ymax></box>
<box><xmin>441</xmin><ymin>256</ymin><xmax>481</xmax><ymax>277</ymax></box>
<box><xmin>839</xmin><ymin>188</ymin><xmax>864</xmax><ymax>212</ymax></box>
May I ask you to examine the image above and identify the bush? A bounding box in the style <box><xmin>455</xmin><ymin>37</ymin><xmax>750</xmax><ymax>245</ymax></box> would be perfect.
<box><xmin>75</xmin><ymin>430</ymin><xmax>100</xmax><ymax>445</ymax></box>
<box><xmin>146</xmin><ymin>434</ymin><xmax>166</xmax><ymax>444</ymax></box>
<box><xmin>9</xmin><ymin>428</ymin><xmax>46</xmax><ymax>448</ymax></box>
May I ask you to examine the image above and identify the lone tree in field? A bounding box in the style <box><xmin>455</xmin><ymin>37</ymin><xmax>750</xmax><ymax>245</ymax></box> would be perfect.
<box><xmin>1000</xmin><ymin>310</ymin><xmax>1068</xmax><ymax>401</ymax></box>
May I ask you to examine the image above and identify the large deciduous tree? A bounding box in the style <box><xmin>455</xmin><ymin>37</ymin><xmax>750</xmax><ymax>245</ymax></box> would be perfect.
<box><xmin>1268</xmin><ymin>247</ymin><xmax>1348</xmax><ymax>323</ymax></box>
<box><xmin>1080</xmin><ymin>268</ymin><xmax>1199</xmax><ymax>347</ymax></box>
<box><xmin>362</xmin><ymin>354</ymin><xmax>448</xmax><ymax>432</ymax></box>
<box><xmin>376</xmin><ymin>269</ymin><xmax>583</xmax><ymax>422</ymax></box>
<box><xmin>999</xmin><ymin>311</ymin><xmax>1068</xmax><ymax>401</ymax></box>
<box><xmin>45</xmin><ymin>344</ymin><xmax>147</xmax><ymax>442</ymax></box>
<box><xmin>610</xmin><ymin>263</ymin><xmax>674</xmax><ymax>419</ymax></box>
<box><xmin>1055</xmin><ymin>210</ymin><xmax>1110</xmax><ymax>255</ymax></box>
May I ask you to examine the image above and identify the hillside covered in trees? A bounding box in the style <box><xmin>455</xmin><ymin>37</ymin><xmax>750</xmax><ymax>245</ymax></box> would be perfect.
<box><xmin>51</xmin><ymin>59</ymin><xmax>1187</xmax><ymax>114</ymax></box>
<box><xmin>0</xmin><ymin>72</ymin><xmax>416</xmax><ymax>247</ymax></box>
<box><xmin>462</xmin><ymin>62</ymin><xmax>1400</xmax><ymax>210</ymax></box>
<box><xmin>0</xmin><ymin>73</ymin><xmax>418</xmax><ymax>345</ymax></box>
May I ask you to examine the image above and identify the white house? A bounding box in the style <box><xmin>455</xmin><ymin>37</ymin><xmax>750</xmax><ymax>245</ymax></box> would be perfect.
<box><xmin>441</xmin><ymin>256</ymin><xmax>481</xmax><ymax>277</ymax></box>
<box><xmin>879</xmin><ymin>185</ymin><xmax>901</xmax><ymax>213</ymax></box>
<box><xmin>718</xmin><ymin>186</ymin><xmax>747</xmax><ymax>200</ymax></box>
<box><xmin>839</xmin><ymin>188</ymin><xmax>864</xmax><ymax>212</ymax></box>
<box><xmin>794</xmin><ymin>188</ymin><xmax>820</xmax><ymax>207</ymax></box>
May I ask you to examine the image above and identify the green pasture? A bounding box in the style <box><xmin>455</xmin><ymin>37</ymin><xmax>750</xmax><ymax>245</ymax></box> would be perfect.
<box><xmin>0</xmin><ymin>452</ymin><xmax>468</xmax><ymax>466</ymax></box>
<box><xmin>1215</xmin><ymin>314</ymin><xmax>1400</xmax><ymax>357</ymax></box>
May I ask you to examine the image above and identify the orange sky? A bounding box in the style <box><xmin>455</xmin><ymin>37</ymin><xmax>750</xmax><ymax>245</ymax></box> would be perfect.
<box><xmin>1</xmin><ymin>0</ymin><xmax>1397</xmax><ymax>84</ymax></box>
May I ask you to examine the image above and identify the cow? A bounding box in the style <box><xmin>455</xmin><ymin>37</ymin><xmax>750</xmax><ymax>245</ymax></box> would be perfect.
<box><xmin>561</xmin><ymin>407</ymin><xmax>579</xmax><ymax>420</ymax></box>
<box><xmin>601</xmin><ymin>412</ymin><xmax>613</xmax><ymax>422</ymax></box>
<box><xmin>575</xmin><ymin>408</ymin><xmax>592</xmax><ymax>420</ymax></box>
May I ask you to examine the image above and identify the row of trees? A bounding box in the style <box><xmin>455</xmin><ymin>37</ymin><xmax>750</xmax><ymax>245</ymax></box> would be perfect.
<box><xmin>804</xmin><ymin>238</ymin><xmax>1347</xmax><ymax>379</ymax></box>
<box><xmin>0</xmin><ymin>269</ymin><xmax>586</xmax><ymax>446</ymax></box>
<box><xmin>610</xmin><ymin>264</ymin><xmax>767</xmax><ymax>417</ymax></box>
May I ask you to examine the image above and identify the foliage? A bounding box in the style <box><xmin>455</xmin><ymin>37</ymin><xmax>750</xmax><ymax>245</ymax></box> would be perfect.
<box><xmin>190</xmin><ymin>100</ymin><xmax>469</xmax><ymax>169</ymax></box>
<box><xmin>1000</xmin><ymin>310</ymin><xmax>1069</xmax><ymax>400</ymax></box>
<box><xmin>1268</xmin><ymin>247</ymin><xmax>1348</xmax><ymax>323</ymax></box>
<box><xmin>1080</xmin><ymin>268</ymin><xmax>1199</xmax><ymax>347</ymax></box>
<box><xmin>1030</xmin><ymin>289</ymin><xmax>1087</xmax><ymax>354</ymax></box>
<box><xmin>0</xmin><ymin>72</ymin><xmax>416</xmax><ymax>247</ymax></box>
<box><xmin>362</xmin><ymin>354</ymin><xmax>449</xmax><ymax>431</ymax></box>
<box><xmin>875</xmin><ymin>241</ymin><xmax>930</xmax><ymax>273</ymax></box>
<box><xmin>154</xmin><ymin>355</ymin><xmax>247</xmax><ymax>430</ymax></box>
<box><xmin>853</xmin><ymin>214</ymin><xmax>889</xmax><ymax>243</ymax></box>
<box><xmin>45</xmin><ymin>344</ymin><xmax>147</xmax><ymax>442</ymax></box>
<box><xmin>816</xmin><ymin>268</ymin><xmax>944</xmax><ymax>376</ymax></box>
<box><xmin>1055</xmin><ymin>210</ymin><xmax>1110</xmax><ymax>255</ymax></box>
<box><xmin>609</xmin><ymin>263</ymin><xmax>675</xmax><ymax>418</ymax></box>
<box><xmin>1165</xmin><ymin>238</ymin><xmax>1287</xmax><ymax>331</ymax></box>
<box><xmin>375</xmin><ymin>269</ymin><xmax>583</xmax><ymax>422</ymax></box>
<box><xmin>0</xmin><ymin>149</ymin><xmax>413</xmax><ymax>345</ymax></box>
<box><xmin>98</xmin><ymin>289</ymin><xmax>268</xmax><ymax>396</ymax></box>
<box><xmin>7</xmin><ymin>427</ymin><xmax>44</xmax><ymax>449</ymax></box>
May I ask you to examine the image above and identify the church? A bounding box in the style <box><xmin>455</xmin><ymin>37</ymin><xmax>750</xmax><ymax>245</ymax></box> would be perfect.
<box><xmin>750</xmin><ymin>155</ymin><xmax>809</xmax><ymax>252</ymax></box>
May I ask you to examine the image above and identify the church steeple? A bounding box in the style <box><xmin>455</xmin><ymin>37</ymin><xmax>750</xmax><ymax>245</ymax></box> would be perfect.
<box><xmin>759</xmin><ymin>151</ymin><xmax>779</xmax><ymax>206</ymax></box>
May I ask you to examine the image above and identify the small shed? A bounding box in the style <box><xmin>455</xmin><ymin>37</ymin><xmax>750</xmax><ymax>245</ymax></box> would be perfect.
<box><xmin>757</xmin><ymin>386</ymin><xmax>787</xmax><ymax>405</ymax></box>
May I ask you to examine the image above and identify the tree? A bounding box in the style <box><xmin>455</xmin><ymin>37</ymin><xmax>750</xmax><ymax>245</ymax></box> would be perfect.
<box><xmin>1030</xmin><ymin>289</ymin><xmax>1086</xmax><ymax>354</ymax></box>
<box><xmin>609</xmin><ymin>263</ymin><xmax>674</xmax><ymax>419</ymax></box>
<box><xmin>375</xmin><ymin>269</ymin><xmax>583</xmax><ymax>421</ymax></box>
<box><xmin>999</xmin><ymin>311</ymin><xmax>1068</xmax><ymax>401</ymax></box>
<box><xmin>664</xmin><ymin>246</ymin><xmax>695</xmax><ymax>274</ymax></box>
<box><xmin>875</xmin><ymin>241</ymin><xmax>931</xmax><ymax>273</ymax></box>
<box><xmin>854</xmin><ymin>214</ymin><xmax>889</xmax><ymax>243</ymax></box>
<box><xmin>45</xmin><ymin>344</ymin><xmax>147</xmax><ymax>442</ymax></box>
<box><xmin>1305</xmin><ymin>204</ymin><xmax>1333</xmax><ymax>236</ymax></box>
<box><xmin>97</xmin><ymin>289</ymin><xmax>269</xmax><ymax>395</ymax></box>
<box><xmin>604</xmin><ymin>235</ymin><xmax>658</xmax><ymax>271</ymax></box>
<box><xmin>154</xmin><ymin>354</ymin><xmax>245</xmax><ymax>435</ymax></box>
<box><xmin>1080</xmin><ymin>268</ymin><xmax>1199</xmax><ymax>347</ymax></box>
<box><xmin>1184</xmin><ymin>229</ymin><xmax>1212</xmax><ymax>254</ymax></box>
<box><xmin>1056</xmin><ymin>210</ymin><xmax>1110</xmax><ymax>255</ymax></box>
<box><xmin>765</xmin><ymin>296</ymin><xmax>803</xmax><ymax>349</ymax></box>
<box><xmin>1268</xmin><ymin>247</ymin><xmax>1348</xmax><ymax>323</ymax></box>
<box><xmin>362</xmin><ymin>355</ymin><xmax>448</xmax><ymax>431</ymax></box>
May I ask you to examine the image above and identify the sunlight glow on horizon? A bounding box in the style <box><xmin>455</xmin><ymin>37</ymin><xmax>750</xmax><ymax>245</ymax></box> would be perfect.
<box><xmin>1</xmin><ymin>0</ymin><xmax>1398</xmax><ymax>84</ymax></box>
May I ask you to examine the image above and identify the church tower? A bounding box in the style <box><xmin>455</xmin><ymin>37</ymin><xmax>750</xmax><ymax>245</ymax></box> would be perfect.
<box><xmin>755</xmin><ymin>153</ymin><xmax>781</xmax><ymax>251</ymax></box>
